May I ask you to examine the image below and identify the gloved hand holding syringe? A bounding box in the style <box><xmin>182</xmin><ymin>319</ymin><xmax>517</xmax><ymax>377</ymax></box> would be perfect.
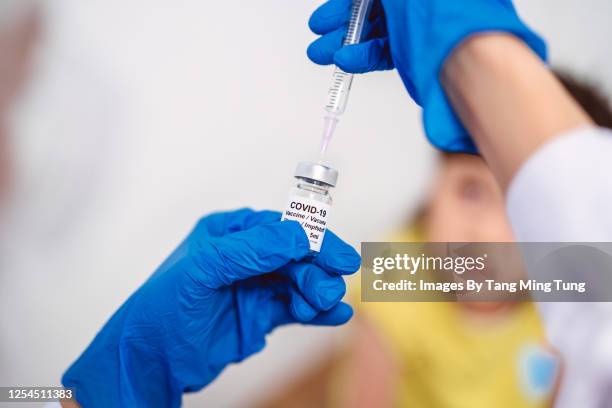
<box><xmin>282</xmin><ymin>0</ymin><xmax>373</xmax><ymax>252</ymax></box>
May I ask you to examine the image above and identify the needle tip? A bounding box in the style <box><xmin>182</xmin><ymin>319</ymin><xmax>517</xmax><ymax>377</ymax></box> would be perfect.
<box><xmin>320</xmin><ymin>115</ymin><xmax>339</xmax><ymax>155</ymax></box>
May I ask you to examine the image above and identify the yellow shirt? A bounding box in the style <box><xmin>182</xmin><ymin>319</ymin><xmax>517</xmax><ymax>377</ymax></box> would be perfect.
<box><xmin>361</xmin><ymin>301</ymin><xmax>555</xmax><ymax>408</ymax></box>
<box><xmin>357</xmin><ymin>229</ymin><xmax>559</xmax><ymax>407</ymax></box>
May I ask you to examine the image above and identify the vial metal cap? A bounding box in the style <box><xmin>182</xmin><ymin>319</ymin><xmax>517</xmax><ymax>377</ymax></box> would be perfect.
<box><xmin>295</xmin><ymin>162</ymin><xmax>338</xmax><ymax>187</ymax></box>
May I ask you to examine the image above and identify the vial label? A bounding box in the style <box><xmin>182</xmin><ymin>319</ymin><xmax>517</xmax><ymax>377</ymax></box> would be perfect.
<box><xmin>282</xmin><ymin>196</ymin><xmax>331</xmax><ymax>252</ymax></box>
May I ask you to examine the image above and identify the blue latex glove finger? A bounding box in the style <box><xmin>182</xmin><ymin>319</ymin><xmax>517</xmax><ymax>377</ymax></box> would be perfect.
<box><xmin>283</xmin><ymin>262</ymin><xmax>347</xmax><ymax>312</ymax></box>
<box><xmin>197</xmin><ymin>220</ymin><xmax>310</xmax><ymax>289</ymax></box>
<box><xmin>334</xmin><ymin>38</ymin><xmax>394</xmax><ymax>73</ymax></box>
<box><xmin>308</xmin><ymin>302</ymin><xmax>354</xmax><ymax>325</ymax></box>
<box><xmin>264</xmin><ymin>295</ymin><xmax>353</xmax><ymax>327</ymax></box>
<box><xmin>314</xmin><ymin>230</ymin><xmax>361</xmax><ymax>275</ymax></box>
<box><xmin>309</xmin><ymin>3</ymin><xmax>391</xmax><ymax>73</ymax></box>
<box><xmin>309</xmin><ymin>0</ymin><xmax>351</xmax><ymax>35</ymax></box>
<box><xmin>194</xmin><ymin>208</ymin><xmax>281</xmax><ymax>237</ymax></box>
<box><xmin>269</xmin><ymin>297</ymin><xmax>353</xmax><ymax>327</ymax></box>
<box><xmin>307</xmin><ymin>28</ymin><xmax>346</xmax><ymax>65</ymax></box>
<box><xmin>289</xmin><ymin>285</ymin><xmax>319</xmax><ymax>322</ymax></box>
<box><xmin>237</xmin><ymin>278</ymin><xmax>343</xmax><ymax>351</ymax></box>
<box><xmin>307</xmin><ymin>17</ymin><xmax>385</xmax><ymax>68</ymax></box>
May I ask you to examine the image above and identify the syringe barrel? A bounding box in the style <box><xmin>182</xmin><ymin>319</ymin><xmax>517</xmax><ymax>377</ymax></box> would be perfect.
<box><xmin>343</xmin><ymin>0</ymin><xmax>373</xmax><ymax>46</ymax></box>
<box><xmin>324</xmin><ymin>0</ymin><xmax>373</xmax><ymax>116</ymax></box>
<box><xmin>325</xmin><ymin>68</ymin><xmax>354</xmax><ymax>115</ymax></box>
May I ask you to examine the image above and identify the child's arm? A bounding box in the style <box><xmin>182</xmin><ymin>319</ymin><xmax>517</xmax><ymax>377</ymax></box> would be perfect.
<box><xmin>333</xmin><ymin>317</ymin><xmax>399</xmax><ymax>408</ymax></box>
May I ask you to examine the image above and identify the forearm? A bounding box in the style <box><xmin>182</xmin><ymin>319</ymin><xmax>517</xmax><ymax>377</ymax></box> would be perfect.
<box><xmin>441</xmin><ymin>34</ymin><xmax>593</xmax><ymax>189</ymax></box>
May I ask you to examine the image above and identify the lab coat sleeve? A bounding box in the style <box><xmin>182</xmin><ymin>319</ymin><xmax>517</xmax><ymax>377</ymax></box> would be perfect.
<box><xmin>507</xmin><ymin>126</ymin><xmax>612</xmax><ymax>408</ymax></box>
<box><xmin>507</xmin><ymin>126</ymin><xmax>612</xmax><ymax>241</ymax></box>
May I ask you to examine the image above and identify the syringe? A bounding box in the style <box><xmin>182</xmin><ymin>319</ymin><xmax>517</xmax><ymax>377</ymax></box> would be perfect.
<box><xmin>319</xmin><ymin>0</ymin><xmax>374</xmax><ymax>156</ymax></box>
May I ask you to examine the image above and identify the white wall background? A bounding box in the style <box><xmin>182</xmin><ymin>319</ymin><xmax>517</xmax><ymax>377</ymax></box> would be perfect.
<box><xmin>0</xmin><ymin>1</ymin><xmax>610</xmax><ymax>407</ymax></box>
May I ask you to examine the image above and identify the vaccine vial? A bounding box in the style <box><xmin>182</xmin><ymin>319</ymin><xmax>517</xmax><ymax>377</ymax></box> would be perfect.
<box><xmin>282</xmin><ymin>162</ymin><xmax>338</xmax><ymax>252</ymax></box>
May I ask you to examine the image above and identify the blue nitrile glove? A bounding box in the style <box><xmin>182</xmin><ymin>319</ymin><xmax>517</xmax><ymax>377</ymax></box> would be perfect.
<box><xmin>307</xmin><ymin>0</ymin><xmax>547</xmax><ymax>153</ymax></box>
<box><xmin>62</xmin><ymin>208</ymin><xmax>360</xmax><ymax>407</ymax></box>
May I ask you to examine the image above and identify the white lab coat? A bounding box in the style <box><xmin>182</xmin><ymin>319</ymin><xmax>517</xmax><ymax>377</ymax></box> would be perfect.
<box><xmin>507</xmin><ymin>126</ymin><xmax>612</xmax><ymax>407</ymax></box>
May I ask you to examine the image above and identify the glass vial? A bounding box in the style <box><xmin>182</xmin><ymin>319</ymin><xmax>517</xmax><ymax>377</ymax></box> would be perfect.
<box><xmin>281</xmin><ymin>162</ymin><xmax>338</xmax><ymax>252</ymax></box>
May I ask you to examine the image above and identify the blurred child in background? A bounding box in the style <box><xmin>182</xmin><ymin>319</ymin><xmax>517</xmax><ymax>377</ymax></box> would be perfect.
<box><xmin>256</xmin><ymin>71</ymin><xmax>612</xmax><ymax>408</ymax></box>
<box><xmin>334</xmin><ymin>151</ymin><xmax>555</xmax><ymax>408</ymax></box>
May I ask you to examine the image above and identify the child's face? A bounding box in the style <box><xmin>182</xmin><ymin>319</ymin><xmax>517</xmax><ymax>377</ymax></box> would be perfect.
<box><xmin>425</xmin><ymin>154</ymin><xmax>514</xmax><ymax>243</ymax></box>
<box><xmin>425</xmin><ymin>155</ymin><xmax>524</xmax><ymax>303</ymax></box>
